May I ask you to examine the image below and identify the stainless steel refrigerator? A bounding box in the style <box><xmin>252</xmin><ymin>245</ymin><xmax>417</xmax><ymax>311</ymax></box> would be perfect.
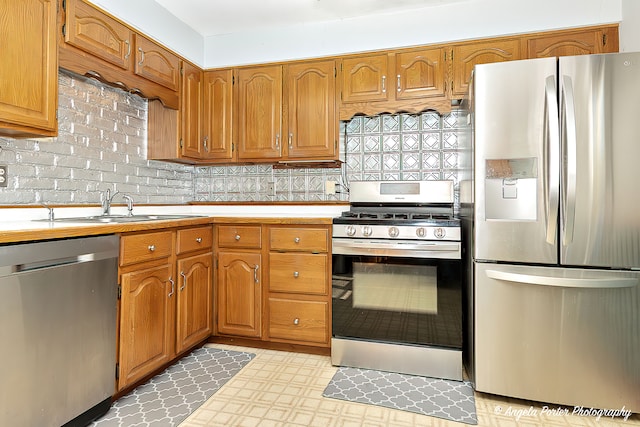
<box><xmin>465</xmin><ymin>53</ymin><xmax>640</xmax><ymax>412</ymax></box>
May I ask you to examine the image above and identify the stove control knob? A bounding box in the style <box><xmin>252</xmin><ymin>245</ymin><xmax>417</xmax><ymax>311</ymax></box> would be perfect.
<box><xmin>416</xmin><ymin>227</ymin><xmax>426</xmax><ymax>238</ymax></box>
<box><xmin>345</xmin><ymin>225</ymin><xmax>356</xmax><ymax>237</ymax></box>
<box><xmin>434</xmin><ymin>227</ymin><xmax>446</xmax><ymax>239</ymax></box>
<box><xmin>388</xmin><ymin>226</ymin><xmax>399</xmax><ymax>238</ymax></box>
<box><xmin>362</xmin><ymin>225</ymin><xmax>373</xmax><ymax>237</ymax></box>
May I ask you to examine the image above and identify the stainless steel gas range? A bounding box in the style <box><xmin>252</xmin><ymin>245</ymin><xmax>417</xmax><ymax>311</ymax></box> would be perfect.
<box><xmin>331</xmin><ymin>180</ymin><xmax>463</xmax><ymax>381</ymax></box>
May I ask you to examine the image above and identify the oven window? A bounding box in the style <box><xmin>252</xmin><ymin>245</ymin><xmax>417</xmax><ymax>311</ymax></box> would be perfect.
<box><xmin>352</xmin><ymin>262</ymin><xmax>437</xmax><ymax>314</ymax></box>
<box><xmin>332</xmin><ymin>255</ymin><xmax>462</xmax><ymax>349</ymax></box>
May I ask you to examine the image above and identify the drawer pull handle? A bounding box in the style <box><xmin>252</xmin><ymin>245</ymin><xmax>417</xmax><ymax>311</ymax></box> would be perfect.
<box><xmin>254</xmin><ymin>264</ymin><xmax>259</xmax><ymax>283</ymax></box>
<box><xmin>168</xmin><ymin>277</ymin><xmax>175</xmax><ymax>297</ymax></box>
<box><xmin>235</xmin><ymin>234</ymin><xmax>241</xmax><ymax>241</ymax></box>
<box><xmin>196</xmin><ymin>237</ymin><xmax>202</xmax><ymax>243</ymax></box>
<box><xmin>148</xmin><ymin>245</ymin><xmax>156</xmax><ymax>252</ymax></box>
<box><xmin>294</xmin><ymin>237</ymin><xmax>300</xmax><ymax>244</ymax></box>
<box><xmin>180</xmin><ymin>272</ymin><xmax>187</xmax><ymax>291</ymax></box>
<box><xmin>293</xmin><ymin>318</ymin><xmax>300</xmax><ymax>325</ymax></box>
<box><xmin>293</xmin><ymin>271</ymin><xmax>299</xmax><ymax>278</ymax></box>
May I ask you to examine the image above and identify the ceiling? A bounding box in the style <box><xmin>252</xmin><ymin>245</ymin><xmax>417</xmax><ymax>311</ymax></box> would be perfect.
<box><xmin>153</xmin><ymin>0</ymin><xmax>466</xmax><ymax>37</ymax></box>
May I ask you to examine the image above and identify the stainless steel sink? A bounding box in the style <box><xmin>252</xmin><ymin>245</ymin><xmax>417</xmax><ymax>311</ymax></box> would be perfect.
<box><xmin>35</xmin><ymin>214</ymin><xmax>205</xmax><ymax>223</ymax></box>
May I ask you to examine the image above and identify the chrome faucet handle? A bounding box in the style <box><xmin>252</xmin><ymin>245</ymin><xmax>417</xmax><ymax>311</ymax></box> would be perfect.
<box><xmin>42</xmin><ymin>203</ymin><xmax>54</xmax><ymax>221</ymax></box>
<box><xmin>122</xmin><ymin>194</ymin><xmax>134</xmax><ymax>216</ymax></box>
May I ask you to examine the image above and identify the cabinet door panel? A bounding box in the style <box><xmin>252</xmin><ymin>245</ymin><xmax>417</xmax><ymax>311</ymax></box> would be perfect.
<box><xmin>118</xmin><ymin>263</ymin><xmax>173</xmax><ymax>390</ymax></box>
<box><xmin>341</xmin><ymin>54</ymin><xmax>389</xmax><ymax>102</ymax></box>
<box><xmin>237</xmin><ymin>66</ymin><xmax>283</xmax><ymax>160</ymax></box>
<box><xmin>176</xmin><ymin>253</ymin><xmax>213</xmax><ymax>353</ymax></box>
<box><xmin>64</xmin><ymin>0</ymin><xmax>132</xmax><ymax>70</ymax></box>
<box><xmin>451</xmin><ymin>39</ymin><xmax>521</xmax><ymax>98</ymax></box>
<box><xmin>286</xmin><ymin>60</ymin><xmax>337</xmax><ymax>159</ymax></box>
<box><xmin>525</xmin><ymin>27</ymin><xmax>619</xmax><ymax>58</ymax></box>
<box><xmin>134</xmin><ymin>34</ymin><xmax>180</xmax><ymax>91</ymax></box>
<box><xmin>203</xmin><ymin>69</ymin><xmax>234</xmax><ymax>161</ymax></box>
<box><xmin>181</xmin><ymin>62</ymin><xmax>203</xmax><ymax>158</ymax></box>
<box><xmin>217</xmin><ymin>251</ymin><xmax>262</xmax><ymax>337</ymax></box>
<box><xmin>0</xmin><ymin>0</ymin><xmax>57</xmax><ymax>135</ymax></box>
<box><xmin>396</xmin><ymin>48</ymin><xmax>446</xmax><ymax>100</ymax></box>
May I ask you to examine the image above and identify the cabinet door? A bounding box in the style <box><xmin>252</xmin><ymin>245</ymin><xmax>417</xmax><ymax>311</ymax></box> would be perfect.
<box><xmin>451</xmin><ymin>39</ymin><xmax>521</xmax><ymax>98</ymax></box>
<box><xmin>525</xmin><ymin>27</ymin><xmax>619</xmax><ymax>58</ymax></box>
<box><xmin>134</xmin><ymin>34</ymin><xmax>180</xmax><ymax>91</ymax></box>
<box><xmin>396</xmin><ymin>48</ymin><xmax>446</xmax><ymax>100</ymax></box>
<box><xmin>0</xmin><ymin>0</ymin><xmax>57</xmax><ymax>136</ymax></box>
<box><xmin>340</xmin><ymin>54</ymin><xmax>389</xmax><ymax>103</ymax></box>
<box><xmin>64</xmin><ymin>0</ymin><xmax>133</xmax><ymax>70</ymax></box>
<box><xmin>202</xmin><ymin>69</ymin><xmax>234</xmax><ymax>161</ymax></box>
<box><xmin>118</xmin><ymin>263</ymin><xmax>173</xmax><ymax>390</ymax></box>
<box><xmin>285</xmin><ymin>60</ymin><xmax>337</xmax><ymax>159</ymax></box>
<box><xmin>176</xmin><ymin>252</ymin><xmax>213</xmax><ymax>353</ymax></box>
<box><xmin>217</xmin><ymin>251</ymin><xmax>262</xmax><ymax>337</ymax></box>
<box><xmin>181</xmin><ymin>61</ymin><xmax>204</xmax><ymax>158</ymax></box>
<box><xmin>236</xmin><ymin>66</ymin><xmax>283</xmax><ymax>161</ymax></box>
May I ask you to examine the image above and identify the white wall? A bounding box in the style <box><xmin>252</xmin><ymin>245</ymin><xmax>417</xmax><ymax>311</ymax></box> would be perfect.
<box><xmin>88</xmin><ymin>0</ymin><xmax>624</xmax><ymax>68</ymax></box>
<box><xmin>620</xmin><ymin>0</ymin><xmax>640</xmax><ymax>51</ymax></box>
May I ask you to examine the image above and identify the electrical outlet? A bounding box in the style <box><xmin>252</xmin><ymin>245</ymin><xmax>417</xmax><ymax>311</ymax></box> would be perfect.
<box><xmin>0</xmin><ymin>165</ymin><xmax>7</xmax><ymax>187</ymax></box>
<box><xmin>267</xmin><ymin>181</ymin><xmax>276</xmax><ymax>196</ymax></box>
<box><xmin>325</xmin><ymin>180</ymin><xmax>336</xmax><ymax>195</ymax></box>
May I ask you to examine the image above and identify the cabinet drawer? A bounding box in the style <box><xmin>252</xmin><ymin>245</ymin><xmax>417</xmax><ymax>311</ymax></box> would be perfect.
<box><xmin>120</xmin><ymin>231</ymin><xmax>173</xmax><ymax>266</ymax></box>
<box><xmin>176</xmin><ymin>226</ymin><xmax>212</xmax><ymax>255</ymax></box>
<box><xmin>269</xmin><ymin>298</ymin><xmax>328</xmax><ymax>344</ymax></box>
<box><xmin>269</xmin><ymin>227</ymin><xmax>328</xmax><ymax>252</ymax></box>
<box><xmin>269</xmin><ymin>253</ymin><xmax>328</xmax><ymax>295</ymax></box>
<box><xmin>217</xmin><ymin>225</ymin><xmax>261</xmax><ymax>249</ymax></box>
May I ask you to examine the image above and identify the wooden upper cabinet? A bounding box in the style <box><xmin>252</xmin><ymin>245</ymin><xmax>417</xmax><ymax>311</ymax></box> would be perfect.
<box><xmin>64</xmin><ymin>0</ymin><xmax>133</xmax><ymax>70</ymax></box>
<box><xmin>0</xmin><ymin>0</ymin><xmax>58</xmax><ymax>137</ymax></box>
<box><xmin>180</xmin><ymin>61</ymin><xmax>204</xmax><ymax>158</ymax></box>
<box><xmin>451</xmin><ymin>39</ymin><xmax>521</xmax><ymax>98</ymax></box>
<box><xmin>202</xmin><ymin>69</ymin><xmax>234</xmax><ymax>161</ymax></box>
<box><xmin>395</xmin><ymin>48</ymin><xmax>446</xmax><ymax>100</ymax></box>
<box><xmin>134</xmin><ymin>34</ymin><xmax>180</xmax><ymax>91</ymax></box>
<box><xmin>525</xmin><ymin>26</ymin><xmax>619</xmax><ymax>58</ymax></box>
<box><xmin>285</xmin><ymin>60</ymin><xmax>337</xmax><ymax>159</ymax></box>
<box><xmin>340</xmin><ymin>54</ymin><xmax>389</xmax><ymax>103</ymax></box>
<box><xmin>236</xmin><ymin>66</ymin><xmax>283</xmax><ymax>161</ymax></box>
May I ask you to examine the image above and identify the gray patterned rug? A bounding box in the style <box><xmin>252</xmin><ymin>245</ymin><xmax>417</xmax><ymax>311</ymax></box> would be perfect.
<box><xmin>91</xmin><ymin>347</ymin><xmax>255</xmax><ymax>427</ymax></box>
<box><xmin>323</xmin><ymin>367</ymin><xmax>478</xmax><ymax>425</ymax></box>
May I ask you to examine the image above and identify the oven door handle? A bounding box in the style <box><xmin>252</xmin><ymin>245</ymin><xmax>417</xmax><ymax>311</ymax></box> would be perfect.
<box><xmin>332</xmin><ymin>239</ymin><xmax>460</xmax><ymax>258</ymax></box>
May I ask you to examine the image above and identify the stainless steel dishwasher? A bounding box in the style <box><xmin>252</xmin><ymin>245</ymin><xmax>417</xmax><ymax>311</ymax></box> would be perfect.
<box><xmin>0</xmin><ymin>235</ymin><xmax>119</xmax><ymax>427</ymax></box>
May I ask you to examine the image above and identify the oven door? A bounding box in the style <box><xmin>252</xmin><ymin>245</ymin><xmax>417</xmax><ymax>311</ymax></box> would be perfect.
<box><xmin>332</xmin><ymin>238</ymin><xmax>462</xmax><ymax>349</ymax></box>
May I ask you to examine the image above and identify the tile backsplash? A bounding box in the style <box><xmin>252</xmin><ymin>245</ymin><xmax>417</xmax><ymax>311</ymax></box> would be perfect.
<box><xmin>0</xmin><ymin>72</ymin><xmax>464</xmax><ymax>205</ymax></box>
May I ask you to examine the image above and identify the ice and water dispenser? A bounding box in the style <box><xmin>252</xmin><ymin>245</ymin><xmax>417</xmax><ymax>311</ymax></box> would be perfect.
<box><xmin>484</xmin><ymin>157</ymin><xmax>537</xmax><ymax>220</ymax></box>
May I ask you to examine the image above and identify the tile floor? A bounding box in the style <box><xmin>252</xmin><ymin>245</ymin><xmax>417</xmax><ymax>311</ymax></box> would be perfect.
<box><xmin>179</xmin><ymin>344</ymin><xmax>640</xmax><ymax>427</ymax></box>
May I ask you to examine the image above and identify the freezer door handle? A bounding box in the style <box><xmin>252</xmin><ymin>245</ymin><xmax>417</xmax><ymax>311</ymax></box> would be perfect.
<box><xmin>544</xmin><ymin>76</ymin><xmax>560</xmax><ymax>245</ymax></box>
<box><xmin>486</xmin><ymin>269</ymin><xmax>639</xmax><ymax>289</ymax></box>
<box><xmin>561</xmin><ymin>75</ymin><xmax>577</xmax><ymax>245</ymax></box>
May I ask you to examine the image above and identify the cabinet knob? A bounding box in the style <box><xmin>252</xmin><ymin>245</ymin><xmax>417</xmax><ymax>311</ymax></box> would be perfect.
<box><xmin>148</xmin><ymin>245</ymin><xmax>156</xmax><ymax>252</ymax></box>
<box><xmin>294</xmin><ymin>237</ymin><xmax>300</xmax><ymax>244</ymax></box>
<box><xmin>235</xmin><ymin>234</ymin><xmax>241</xmax><ymax>241</ymax></box>
<box><xmin>293</xmin><ymin>318</ymin><xmax>300</xmax><ymax>325</ymax></box>
<box><xmin>196</xmin><ymin>237</ymin><xmax>202</xmax><ymax>243</ymax></box>
<box><xmin>293</xmin><ymin>271</ymin><xmax>299</xmax><ymax>278</ymax></box>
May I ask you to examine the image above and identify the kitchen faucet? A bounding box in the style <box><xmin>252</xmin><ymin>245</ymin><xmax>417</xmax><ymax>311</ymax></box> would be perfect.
<box><xmin>102</xmin><ymin>188</ymin><xmax>134</xmax><ymax>216</ymax></box>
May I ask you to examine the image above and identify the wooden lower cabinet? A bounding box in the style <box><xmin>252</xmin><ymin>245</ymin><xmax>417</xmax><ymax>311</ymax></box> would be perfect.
<box><xmin>176</xmin><ymin>252</ymin><xmax>213</xmax><ymax>353</ymax></box>
<box><xmin>268</xmin><ymin>298</ymin><xmax>329</xmax><ymax>345</ymax></box>
<box><xmin>216</xmin><ymin>251</ymin><xmax>262</xmax><ymax>337</ymax></box>
<box><xmin>214</xmin><ymin>223</ymin><xmax>331</xmax><ymax>348</ymax></box>
<box><xmin>117</xmin><ymin>226</ymin><xmax>213</xmax><ymax>391</ymax></box>
<box><xmin>118</xmin><ymin>263</ymin><xmax>174</xmax><ymax>390</ymax></box>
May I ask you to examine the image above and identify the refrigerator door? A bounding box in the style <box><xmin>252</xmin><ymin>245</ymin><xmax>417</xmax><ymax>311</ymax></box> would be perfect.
<box><xmin>473</xmin><ymin>58</ymin><xmax>558</xmax><ymax>264</ymax></box>
<box><xmin>560</xmin><ymin>53</ymin><xmax>640</xmax><ymax>269</ymax></box>
<box><xmin>474</xmin><ymin>262</ymin><xmax>640</xmax><ymax>412</ymax></box>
